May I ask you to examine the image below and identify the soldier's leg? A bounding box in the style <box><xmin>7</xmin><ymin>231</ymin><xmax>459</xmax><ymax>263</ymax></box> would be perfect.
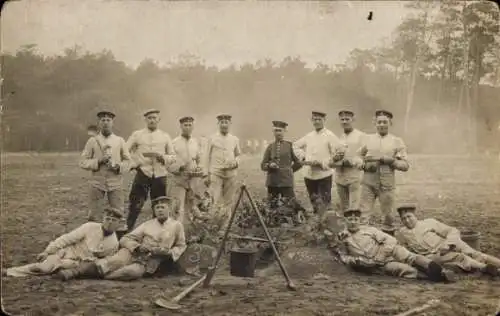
<box><xmin>359</xmin><ymin>184</ymin><xmax>377</xmax><ymax>225</ymax></box>
<box><xmin>88</xmin><ymin>186</ymin><xmax>106</xmax><ymax>222</ymax></box>
<box><xmin>455</xmin><ymin>239</ymin><xmax>500</xmax><ymax>268</ymax></box>
<box><xmin>171</xmin><ymin>183</ymin><xmax>187</xmax><ymax>224</ymax></box>
<box><xmin>267</xmin><ymin>187</ymin><xmax>280</xmax><ymax>209</ymax></box>
<box><xmin>107</xmin><ymin>189</ymin><xmax>127</xmax><ymax>232</ymax></box>
<box><xmin>336</xmin><ymin>183</ymin><xmax>349</xmax><ymax>213</ymax></box>
<box><xmin>379</xmin><ymin>189</ymin><xmax>396</xmax><ymax>231</ymax></box>
<box><xmin>54</xmin><ymin>261</ymin><xmax>101</xmax><ymax>281</ymax></box>
<box><xmin>220</xmin><ymin>176</ymin><xmax>238</xmax><ymax>227</ymax></box>
<box><xmin>95</xmin><ymin>248</ymin><xmax>133</xmax><ymax>276</ymax></box>
<box><xmin>348</xmin><ymin>181</ymin><xmax>362</xmax><ymax>210</ymax></box>
<box><xmin>304</xmin><ymin>178</ymin><xmax>319</xmax><ymax>212</ymax></box>
<box><xmin>393</xmin><ymin>245</ymin><xmax>455</xmax><ymax>282</ymax></box>
<box><xmin>210</xmin><ymin>175</ymin><xmax>224</xmax><ymax>215</ymax></box>
<box><xmin>318</xmin><ymin>175</ymin><xmax>333</xmax><ymax>208</ymax></box>
<box><xmin>382</xmin><ymin>262</ymin><xmax>420</xmax><ymax>279</ymax></box>
<box><xmin>127</xmin><ymin>170</ymin><xmax>151</xmax><ymax>231</ymax></box>
<box><xmin>104</xmin><ymin>263</ymin><xmax>146</xmax><ymax>281</ymax></box>
<box><xmin>29</xmin><ymin>254</ymin><xmax>65</xmax><ymax>274</ymax></box>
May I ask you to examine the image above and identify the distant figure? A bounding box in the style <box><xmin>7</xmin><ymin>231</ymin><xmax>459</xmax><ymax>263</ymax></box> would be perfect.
<box><xmin>125</xmin><ymin>109</ymin><xmax>176</xmax><ymax>232</ymax></box>
<box><xmin>4</xmin><ymin>207</ymin><xmax>123</xmax><ymax>279</ymax></box>
<box><xmin>169</xmin><ymin>116</ymin><xmax>205</xmax><ymax>225</ymax></box>
<box><xmin>260</xmin><ymin>121</ymin><xmax>303</xmax><ymax>209</ymax></box>
<box><xmin>203</xmin><ymin>114</ymin><xmax>241</xmax><ymax>228</ymax></box>
<box><xmin>396</xmin><ymin>204</ymin><xmax>500</xmax><ymax>275</ymax></box>
<box><xmin>357</xmin><ymin>110</ymin><xmax>409</xmax><ymax>234</ymax></box>
<box><xmin>79</xmin><ymin>110</ymin><xmax>131</xmax><ymax>230</ymax></box>
<box><xmin>293</xmin><ymin>111</ymin><xmax>343</xmax><ymax>213</ymax></box>
<box><xmin>330</xmin><ymin>109</ymin><xmax>365</xmax><ymax>213</ymax></box>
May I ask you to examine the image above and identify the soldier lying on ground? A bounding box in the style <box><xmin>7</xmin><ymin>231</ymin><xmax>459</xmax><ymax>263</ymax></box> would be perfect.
<box><xmin>395</xmin><ymin>204</ymin><xmax>500</xmax><ymax>276</ymax></box>
<box><xmin>330</xmin><ymin>208</ymin><xmax>456</xmax><ymax>282</ymax></box>
<box><xmin>89</xmin><ymin>196</ymin><xmax>187</xmax><ymax>281</ymax></box>
<box><xmin>4</xmin><ymin>207</ymin><xmax>122</xmax><ymax>278</ymax></box>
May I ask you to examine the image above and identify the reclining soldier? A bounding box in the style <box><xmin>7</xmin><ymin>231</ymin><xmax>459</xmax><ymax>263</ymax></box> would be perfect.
<box><xmin>5</xmin><ymin>207</ymin><xmax>122</xmax><ymax>279</ymax></box>
<box><xmin>92</xmin><ymin>196</ymin><xmax>187</xmax><ymax>281</ymax></box>
<box><xmin>332</xmin><ymin>208</ymin><xmax>456</xmax><ymax>282</ymax></box>
<box><xmin>395</xmin><ymin>204</ymin><xmax>499</xmax><ymax>276</ymax></box>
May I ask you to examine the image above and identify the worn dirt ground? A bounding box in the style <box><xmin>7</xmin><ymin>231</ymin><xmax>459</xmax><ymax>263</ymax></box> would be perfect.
<box><xmin>2</xmin><ymin>153</ymin><xmax>500</xmax><ymax>316</ymax></box>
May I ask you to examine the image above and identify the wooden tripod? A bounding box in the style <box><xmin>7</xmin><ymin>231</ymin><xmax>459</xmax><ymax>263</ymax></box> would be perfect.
<box><xmin>203</xmin><ymin>184</ymin><xmax>297</xmax><ymax>290</ymax></box>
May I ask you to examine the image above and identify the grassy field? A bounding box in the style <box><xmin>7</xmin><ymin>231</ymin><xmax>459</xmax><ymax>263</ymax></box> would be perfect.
<box><xmin>2</xmin><ymin>153</ymin><xmax>500</xmax><ymax>316</ymax></box>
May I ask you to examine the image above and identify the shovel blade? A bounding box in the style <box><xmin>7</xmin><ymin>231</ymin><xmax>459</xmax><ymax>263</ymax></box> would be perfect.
<box><xmin>154</xmin><ymin>298</ymin><xmax>182</xmax><ymax>310</ymax></box>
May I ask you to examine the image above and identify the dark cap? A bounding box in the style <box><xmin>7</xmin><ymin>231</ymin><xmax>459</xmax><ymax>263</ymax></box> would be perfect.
<box><xmin>272</xmin><ymin>120</ymin><xmax>288</xmax><ymax>129</ymax></box>
<box><xmin>375</xmin><ymin>109</ymin><xmax>393</xmax><ymax>119</ymax></box>
<box><xmin>312</xmin><ymin>111</ymin><xmax>327</xmax><ymax>118</ymax></box>
<box><xmin>338</xmin><ymin>109</ymin><xmax>355</xmax><ymax>117</ymax></box>
<box><xmin>143</xmin><ymin>109</ymin><xmax>160</xmax><ymax>117</ymax></box>
<box><xmin>151</xmin><ymin>196</ymin><xmax>172</xmax><ymax>207</ymax></box>
<box><xmin>397</xmin><ymin>204</ymin><xmax>417</xmax><ymax>216</ymax></box>
<box><xmin>104</xmin><ymin>207</ymin><xmax>124</xmax><ymax>219</ymax></box>
<box><xmin>179</xmin><ymin>116</ymin><xmax>194</xmax><ymax>124</ymax></box>
<box><xmin>97</xmin><ymin>110</ymin><xmax>116</xmax><ymax>119</ymax></box>
<box><xmin>343</xmin><ymin>209</ymin><xmax>362</xmax><ymax>217</ymax></box>
<box><xmin>217</xmin><ymin>114</ymin><xmax>232</xmax><ymax>121</ymax></box>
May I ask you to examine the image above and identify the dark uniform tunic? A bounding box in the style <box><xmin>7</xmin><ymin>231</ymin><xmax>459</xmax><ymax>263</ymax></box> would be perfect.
<box><xmin>260</xmin><ymin>140</ymin><xmax>302</xmax><ymax>204</ymax></box>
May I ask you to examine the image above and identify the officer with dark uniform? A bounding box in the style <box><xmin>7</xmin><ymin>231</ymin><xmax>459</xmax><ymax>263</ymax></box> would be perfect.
<box><xmin>260</xmin><ymin>121</ymin><xmax>303</xmax><ymax>208</ymax></box>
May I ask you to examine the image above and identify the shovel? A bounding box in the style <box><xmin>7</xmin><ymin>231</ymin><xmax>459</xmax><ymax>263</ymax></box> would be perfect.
<box><xmin>154</xmin><ymin>274</ymin><xmax>207</xmax><ymax>310</ymax></box>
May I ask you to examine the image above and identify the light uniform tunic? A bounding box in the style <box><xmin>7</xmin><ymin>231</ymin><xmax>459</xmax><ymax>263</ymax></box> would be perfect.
<box><xmin>6</xmin><ymin>222</ymin><xmax>119</xmax><ymax>277</ymax></box>
<box><xmin>79</xmin><ymin>134</ymin><xmax>131</xmax><ymax>220</ymax></box>
<box><xmin>126</xmin><ymin>128</ymin><xmax>176</xmax><ymax>178</ymax></box>
<box><xmin>203</xmin><ymin>132</ymin><xmax>241</xmax><ymax>221</ymax></box>
<box><xmin>338</xmin><ymin>225</ymin><xmax>421</xmax><ymax>278</ymax></box>
<box><xmin>96</xmin><ymin>218</ymin><xmax>187</xmax><ymax>275</ymax></box>
<box><xmin>169</xmin><ymin>135</ymin><xmax>205</xmax><ymax>224</ymax></box>
<box><xmin>396</xmin><ymin>218</ymin><xmax>498</xmax><ymax>271</ymax></box>
<box><xmin>333</xmin><ymin>129</ymin><xmax>365</xmax><ymax>212</ymax></box>
<box><xmin>357</xmin><ymin>133</ymin><xmax>409</xmax><ymax>229</ymax></box>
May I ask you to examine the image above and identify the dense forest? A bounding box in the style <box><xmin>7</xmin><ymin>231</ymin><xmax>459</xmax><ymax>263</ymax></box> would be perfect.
<box><xmin>1</xmin><ymin>1</ymin><xmax>499</xmax><ymax>154</ymax></box>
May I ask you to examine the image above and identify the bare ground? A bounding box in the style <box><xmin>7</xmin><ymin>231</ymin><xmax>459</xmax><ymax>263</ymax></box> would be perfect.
<box><xmin>2</xmin><ymin>153</ymin><xmax>500</xmax><ymax>316</ymax></box>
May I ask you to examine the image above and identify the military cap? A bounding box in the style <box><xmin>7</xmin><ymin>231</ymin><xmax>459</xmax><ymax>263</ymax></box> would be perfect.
<box><xmin>272</xmin><ymin>120</ymin><xmax>288</xmax><ymax>129</ymax></box>
<box><xmin>104</xmin><ymin>207</ymin><xmax>124</xmax><ymax>219</ymax></box>
<box><xmin>97</xmin><ymin>110</ymin><xmax>116</xmax><ymax>119</ymax></box>
<box><xmin>216</xmin><ymin>114</ymin><xmax>232</xmax><ymax>121</ymax></box>
<box><xmin>375</xmin><ymin>109</ymin><xmax>393</xmax><ymax>119</ymax></box>
<box><xmin>343</xmin><ymin>208</ymin><xmax>362</xmax><ymax>217</ymax></box>
<box><xmin>338</xmin><ymin>109</ymin><xmax>355</xmax><ymax>117</ymax></box>
<box><xmin>143</xmin><ymin>109</ymin><xmax>160</xmax><ymax>117</ymax></box>
<box><xmin>151</xmin><ymin>196</ymin><xmax>172</xmax><ymax>207</ymax></box>
<box><xmin>312</xmin><ymin>111</ymin><xmax>327</xmax><ymax>118</ymax></box>
<box><xmin>397</xmin><ymin>204</ymin><xmax>417</xmax><ymax>216</ymax></box>
<box><xmin>179</xmin><ymin>116</ymin><xmax>194</xmax><ymax>124</ymax></box>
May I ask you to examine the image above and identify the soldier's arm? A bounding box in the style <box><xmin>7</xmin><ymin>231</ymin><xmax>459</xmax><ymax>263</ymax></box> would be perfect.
<box><xmin>233</xmin><ymin>137</ymin><xmax>241</xmax><ymax>167</ymax></box>
<box><xmin>260</xmin><ymin>144</ymin><xmax>272</xmax><ymax>171</ymax></box>
<box><xmin>292</xmin><ymin>135</ymin><xmax>307</xmax><ymax>161</ymax></box>
<box><xmin>162</xmin><ymin>134</ymin><xmax>177</xmax><ymax>165</ymax></box>
<box><xmin>427</xmin><ymin>218</ymin><xmax>461</xmax><ymax>243</ymax></box>
<box><xmin>45</xmin><ymin>223</ymin><xmax>90</xmax><ymax>254</ymax></box>
<box><xmin>126</xmin><ymin>131</ymin><xmax>144</xmax><ymax>170</ymax></box>
<box><xmin>290</xmin><ymin>143</ymin><xmax>303</xmax><ymax>172</ymax></box>
<box><xmin>120</xmin><ymin>223</ymin><xmax>146</xmax><ymax>252</ymax></box>
<box><xmin>169</xmin><ymin>223</ymin><xmax>187</xmax><ymax>262</ymax></box>
<box><xmin>117</xmin><ymin>137</ymin><xmax>131</xmax><ymax>173</ymax></box>
<box><xmin>202</xmin><ymin>136</ymin><xmax>213</xmax><ymax>176</ymax></box>
<box><xmin>79</xmin><ymin>139</ymin><xmax>99</xmax><ymax>171</ymax></box>
<box><xmin>391</xmin><ymin>137</ymin><xmax>409</xmax><ymax>172</ymax></box>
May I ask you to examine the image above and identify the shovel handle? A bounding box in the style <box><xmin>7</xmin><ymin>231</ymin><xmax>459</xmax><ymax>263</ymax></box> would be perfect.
<box><xmin>172</xmin><ymin>274</ymin><xmax>207</xmax><ymax>303</ymax></box>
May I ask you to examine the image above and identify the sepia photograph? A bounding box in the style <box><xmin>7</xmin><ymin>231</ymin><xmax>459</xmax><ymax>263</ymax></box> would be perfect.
<box><xmin>1</xmin><ymin>0</ymin><xmax>500</xmax><ymax>315</ymax></box>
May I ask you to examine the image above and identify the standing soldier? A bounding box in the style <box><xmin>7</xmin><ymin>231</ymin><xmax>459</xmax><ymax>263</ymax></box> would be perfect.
<box><xmin>260</xmin><ymin>121</ymin><xmax>303</xmax><ymax>209</ymax></box>
<box><xmin>330</xmin><ymin>109</ymin><xmax>365</xmax><ymax>213</ymax></box>
<box><xmin>293</xmin><ymin>111</ymin><xmax>343</xmax><ymax>213</ymax></box>
<box><xmin>125</xmin><ymin>109</ymin><xmax>176</xmax><ymax>231</ymax></box>
<box><xmin>169</xmin><ymin>116</ymin><xmax>204</xmax><ymax>225</ymax></box>
<box><xmin>357</xmin><ymin>110</ymin><xmax>409</xmax><ymax>234</ymax></box>
<box><xmin>203</xmin><ymin>114</ymin><xmax>241</xmax><ymax>227</ymax></box>
<box><xmin>79</xmin><ymin>110</ymin><xmax>131</xmax><ymax>231</ymax></box>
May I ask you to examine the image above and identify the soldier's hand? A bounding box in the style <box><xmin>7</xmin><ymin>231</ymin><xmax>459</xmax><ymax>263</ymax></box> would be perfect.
<box><xmin>269</xmin><ymin>162</ymin><xmax>279</xmax><ymax>169</ymax></box>
<box><xmin>379</xmin><ymin>156</ymin><xmax>395</xmax><ymax>165</ymax></box>
<box><xmin>333</xmin><ymin>151</ymin><xmax>345</xmax><ymax>162</ymax></box>
<box><xmin>36</xmin><ymin>252</ymin><xmax>49</xmax><ymax>262</ymax></box>
<box><xmin>156</xmin><ymin>155</ymin><xmax>166</xmax><ymax>165</ymax></box>
<box><xmin>98</xmin><ymin>156</ymin><xmax>110</xmax><ymax>165</ymax></box>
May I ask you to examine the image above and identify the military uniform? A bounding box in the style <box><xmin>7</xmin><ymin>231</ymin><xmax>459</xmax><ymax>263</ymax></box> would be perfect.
<box><xmin>335</xmin><ymin>209</ymin><xmax>454</xmax><ymax>281</ymax></box>
<box><xmin>261</xmin><ymin>121</ymin><xmax>302</xmax><ymax>207</ymax></box>
<box><xmin>357</xmin><ymin>110</ymin><xmax>409</xmax><ymax>231</ymax></box>
<box><xmin>396</xmin><ymin>205</ymin><xmax>500</xmax><ymax>274</ymax></box>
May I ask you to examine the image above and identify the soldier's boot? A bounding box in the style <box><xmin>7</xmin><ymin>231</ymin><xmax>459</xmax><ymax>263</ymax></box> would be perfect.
<box><xmin>414</xmin><ymin>256</ymin><xmax>456</xmax><ymax>283</ymax></box>
<box><xmin>53</xmin><ymin>262</ymin><xmax>100</xmax><ymax>281</ymax></box>
<box><xmin>481</xmin><ymin>263</ymin><xmax>499</xmax><ymax>277</ymax></box>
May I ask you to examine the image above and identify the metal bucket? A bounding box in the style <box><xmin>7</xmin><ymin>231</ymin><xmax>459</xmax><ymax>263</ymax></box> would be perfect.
<box><xmin>460</xmin><ymin>231</ymin><xmax>481</xmax><ymax>250</ymax></box>
<box><xmin>229</xmin><ymin>248</ymin><xmax>259</xmax><ymax>278</ymax></box>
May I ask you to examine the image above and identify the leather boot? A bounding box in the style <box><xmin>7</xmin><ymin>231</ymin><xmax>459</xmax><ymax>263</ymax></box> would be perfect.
<box><xmin>481</xmin><ymin>263</ymin><xmax>499</xmax><ymax>277</ymax></box>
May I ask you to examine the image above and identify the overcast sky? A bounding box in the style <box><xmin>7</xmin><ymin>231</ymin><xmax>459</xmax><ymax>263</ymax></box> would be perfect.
<box><xmin>2</xmin><ymin>0</ymin><xmax>411</xmax><ymax>68</ymax></box>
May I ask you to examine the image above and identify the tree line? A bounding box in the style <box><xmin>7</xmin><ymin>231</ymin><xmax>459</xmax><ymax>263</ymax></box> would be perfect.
<box><xmin>1</xmin><ymin>0</ymin><xmax>499</xmax><ymax>154</ymax></box>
